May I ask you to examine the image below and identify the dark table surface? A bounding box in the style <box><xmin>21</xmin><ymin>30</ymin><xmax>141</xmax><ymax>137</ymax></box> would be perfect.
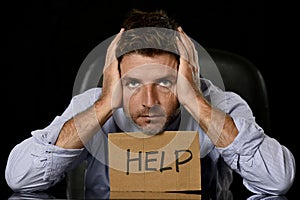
<box><xmin>2</xmin><ymin>176</ymin><xmax>296</xmax><ymax>200</ymax></box>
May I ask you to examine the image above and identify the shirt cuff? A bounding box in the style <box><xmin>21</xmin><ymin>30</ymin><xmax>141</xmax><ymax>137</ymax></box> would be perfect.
<box><xmin>30</xmin><ymin>115</ymin><xmax>84</xmax><ymax>180</ymax></box>
<box><xmin>216</xmin><ymin>117</ymin><xmax>265</xmax><ymax>170</ymax></box>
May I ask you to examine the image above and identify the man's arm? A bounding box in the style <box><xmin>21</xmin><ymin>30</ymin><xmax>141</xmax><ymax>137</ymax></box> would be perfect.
<box><xmin>5</xmin><ymin>29</ymin><xmax>124</xmax><ymax>192</ymax></box>
<box><xmin>55</xmin><ymin>29</ymin><xmax>124</xmax><ymax>149</ymax></box>
<box><xmin>5</xmin><ymin>114</ymin><xmax>86</xmax><ymax>192</ymax></box>
<box><xmin>176</xmin><ymin>27</ymin><xmax>295</xmax><ymax>195</ymax></box>
<box><xmin>218</xmin><ymin>98</ymin><xmax>296</xmax><ymax>195</ymax></box>
<box><xmin>55</xmin><ymin>97</ymin><xmax>112</xmax><ymax>149</ymax></box>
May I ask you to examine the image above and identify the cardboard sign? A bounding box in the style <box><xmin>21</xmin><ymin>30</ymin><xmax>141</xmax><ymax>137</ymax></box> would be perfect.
<box><xmin>108</xmin><ymin>131</ymin><xmax>201</xmax><ymax>192</ymax></box>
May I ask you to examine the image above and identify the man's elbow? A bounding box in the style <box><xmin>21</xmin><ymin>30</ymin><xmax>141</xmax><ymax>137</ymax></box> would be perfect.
<box><xmin>5</xmin><ymin>167</ymin><xmax>48</xmax><ymax>193</ymax></box>
<box><xmin>245</xmin><ymin>162</ymin><xmax>296</xmax><ymax>195</ymax></box>
<box><xmin>275</xmin><ymin>150</ymin><xmax>297</xmax><ymax>195</ymax></box>
<box><xmin>265</xmin><ymin>165</ymin><xmax>295</xmax><ymax>195</ymax></box>
<box><xmin>5</xmin><ymin>176</ymin><xmax>51</xmax><ymax>193</ymax></box>
<box><xmin>5</xmin><ymin>172</ymin><xmax>27</xmax><ymax>193</ymax></box>
<box><xmin>272</xmin><ymin>169</ymin><xmax>295</xmax><ymax>195</ymax></box>
<box><xmin>246</xmin><ymin>176</ymin><xmax>294</xmax><ymax>196</ymax></box>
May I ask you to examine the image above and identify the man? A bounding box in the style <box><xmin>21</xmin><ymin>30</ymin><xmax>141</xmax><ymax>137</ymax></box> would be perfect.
<box><xmin>5</xmin><ymin>9</ymin><xmax>295</xmax><ymax>197</ymax></box>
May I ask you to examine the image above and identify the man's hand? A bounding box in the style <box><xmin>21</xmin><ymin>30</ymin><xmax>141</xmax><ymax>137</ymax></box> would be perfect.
<box><xmin>176</xmin><ymin>27</ymin><xmax>238</xmax><ymax>147</ymax></box>
<box><xmin>176</xmin><ymin>27</ymin><xmax>202</xmax><ymax>107</ymax></box>
<box><xmin>100</xmin><ymin>28</ymin><xmax>124</xmax><ymax>110</ymax></box>
<box><xmin>56</xmin><ymin>29</ymin><xmax>125</xmax><ymax>149</ymax></box>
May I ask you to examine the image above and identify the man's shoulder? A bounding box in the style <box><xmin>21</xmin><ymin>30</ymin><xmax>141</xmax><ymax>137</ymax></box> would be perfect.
<box><xmin>71</xmin><ymin>87</ymin><xmax>103</xmax><ymax>105</ymax></box>
<box><xmin>74</xmin><ymin>87</ymin><xmax>102</xmax><ymax>97</ymax></box>
<box><xmin>202</xmin><ymin>78</ymin><xmax>247</xmax><ymax>106</ymax></box>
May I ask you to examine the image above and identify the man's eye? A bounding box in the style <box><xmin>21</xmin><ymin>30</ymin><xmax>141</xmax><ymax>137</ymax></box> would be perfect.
<box><xmin>127</xmin><ymin>81</ymin><xmax>140</xmax><ymax>89</ymax></box>
<box><xmin>158</xmin><ymin>80</ymin><xmax>172</xmax><ymax>88</ymax></box>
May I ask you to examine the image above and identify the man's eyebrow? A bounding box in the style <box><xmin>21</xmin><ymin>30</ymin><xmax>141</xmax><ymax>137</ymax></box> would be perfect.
<box><xmin>121</xmin><ymin>76</ymin><xmax>141</xmax><ymax>82</ymax></box>
<box><xmin>155</xmin><ymin>74</ymin><xmax>177</xmax><ymax>81</ymax></box>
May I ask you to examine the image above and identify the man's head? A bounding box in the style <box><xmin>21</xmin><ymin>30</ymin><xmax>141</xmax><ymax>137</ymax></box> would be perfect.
<box><xmin>115</xmin><ymin>9</ymin><xmax>181</xmax><ymax>135</ymax></box>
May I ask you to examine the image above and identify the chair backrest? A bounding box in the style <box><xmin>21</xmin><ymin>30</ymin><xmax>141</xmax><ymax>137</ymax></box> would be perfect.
<box><xmin>65</xmin><ymin>48</ymin><xmax>271</xmax><ymax>197</ymax></box>
<box><xmin>204</xmin><ymin>48</ymin><xmax>271</xmax><ymax>133</ymax></box>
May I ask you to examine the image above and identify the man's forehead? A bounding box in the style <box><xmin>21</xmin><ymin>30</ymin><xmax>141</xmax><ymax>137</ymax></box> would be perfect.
<box><xmin>121</xmin><ymin>64</ymin><xmax>177</xmax><ymax>80</ymax></box>
<box><xmin>120</xmin><ymin>53</ymin><xmax>178</xmax><ymax>75</ymax></box>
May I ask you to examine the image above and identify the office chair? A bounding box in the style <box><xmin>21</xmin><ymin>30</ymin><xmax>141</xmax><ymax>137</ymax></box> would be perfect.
<box><xmin>203</xmin><ymin>48</ymin><xmax>271</xmax><ymax>133</ymax></box>
<box><xmin>65</xmin><ymin>48</ymin><xmax>271</xmax><ymax>197</ymax></box>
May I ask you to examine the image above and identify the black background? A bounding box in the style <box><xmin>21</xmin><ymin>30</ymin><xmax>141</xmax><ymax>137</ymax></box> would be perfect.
<box><xmin>1</xmin><ymin>0</ymin><xmax>298</xmax><ymax>199</ymax></box>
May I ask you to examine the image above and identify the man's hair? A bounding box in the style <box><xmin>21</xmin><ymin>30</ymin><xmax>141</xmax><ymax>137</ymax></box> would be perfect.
<box><xmin>116</xmin><ymin>9</ymin><xmax>180</xmax><ymax>63</ymax></box>
<box><xmin>121</xmin><ymin>9</ymin><xmax>178</xmax><ymax>30</ymax></box>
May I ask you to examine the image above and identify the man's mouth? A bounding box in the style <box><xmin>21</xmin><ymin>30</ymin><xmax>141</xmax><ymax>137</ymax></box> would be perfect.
<box><xmin>139</xmin><ymin>114</ymin><xmax>165</xmax><ymax>121</ymax></box>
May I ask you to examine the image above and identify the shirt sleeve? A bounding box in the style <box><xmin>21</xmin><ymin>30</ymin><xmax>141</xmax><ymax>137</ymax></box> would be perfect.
<box><xmin>216</xmin><ymin>92</ymin><xmax>296</xmax><ymax>195</ymax></box>
<box><xmin>5</xmin><ymin>88</ymin><xmax>102</xmax><ymax>192</ymax></box>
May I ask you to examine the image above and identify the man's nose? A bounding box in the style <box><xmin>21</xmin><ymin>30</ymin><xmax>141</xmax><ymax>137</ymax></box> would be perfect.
<box><xmin>141</xmin><ymin>84</ymin><xmax>159</xmax><ymax>108</ymax></box>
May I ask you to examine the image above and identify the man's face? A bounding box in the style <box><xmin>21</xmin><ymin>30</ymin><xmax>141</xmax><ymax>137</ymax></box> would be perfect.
<box><xmin>120</xmin><ymin>53</ymin><xmax>180</xmax><ymax>135</ymax></box>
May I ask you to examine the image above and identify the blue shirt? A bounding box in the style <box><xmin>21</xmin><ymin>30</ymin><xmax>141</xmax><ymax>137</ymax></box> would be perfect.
<box><xmin>5</xmin><ymin>79</ymin><xmax>295</xmax><ymax>195</ymax></box>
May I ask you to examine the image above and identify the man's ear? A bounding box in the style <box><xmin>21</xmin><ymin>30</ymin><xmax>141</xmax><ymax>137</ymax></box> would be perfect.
<box><xmin>118</xmin><ymin>62</ymin><xmax>121</xmax><ymax>74</ymax></box>
<box><xmin>118</xmin><ymin>61</ymin><xmax>122</xmax><ymax>77</ymax></box>
<box><xmin>117</xmin><ymin>56</ymin><xmax>123</xmax><ymax>75</ymax></box>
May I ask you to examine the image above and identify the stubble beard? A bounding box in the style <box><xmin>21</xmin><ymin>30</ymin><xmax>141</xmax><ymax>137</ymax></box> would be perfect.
<box><xmin>131</xmin><ymin>110</ymin><xmax>180</xmax><ymax>136</ymax></box>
